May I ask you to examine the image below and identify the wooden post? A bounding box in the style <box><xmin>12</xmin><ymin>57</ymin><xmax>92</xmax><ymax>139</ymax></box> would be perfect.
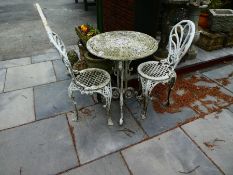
<box><xmin>96</xmin><ymin>0</ymin><xmax>103</xmax><ymax>32</ymax></box>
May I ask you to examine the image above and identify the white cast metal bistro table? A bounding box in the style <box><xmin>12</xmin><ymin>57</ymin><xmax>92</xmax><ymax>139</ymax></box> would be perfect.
<box><xmin>87</xmin><ymin>31</ymin><xmax>158</xmax><ymax>125</ymax></box>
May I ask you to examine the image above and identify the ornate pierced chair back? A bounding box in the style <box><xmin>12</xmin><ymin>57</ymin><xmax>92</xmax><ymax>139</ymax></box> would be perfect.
<box><xmin>167</xmin><ymin>20</ymin><xmax>195</xmax><ymax>70</ymax></box>
<box><xmin>35</xmin><ymin>3</ymin><xmax>77</xmax><ymax>80</ymax></box>
<box><xmin>49</xmin><ymin>32</ymin><xmax>78</xmax><ymax>81</ymax></box>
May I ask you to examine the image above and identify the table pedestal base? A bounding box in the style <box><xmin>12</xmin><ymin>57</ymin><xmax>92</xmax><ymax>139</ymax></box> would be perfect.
<box><xmin>112</xmin><ymin>61</ymin><xmax>138</xmax><ymax>125</ymax></box>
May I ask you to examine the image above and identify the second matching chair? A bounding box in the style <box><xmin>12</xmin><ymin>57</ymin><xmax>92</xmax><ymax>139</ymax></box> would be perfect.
<box><xmin>36</xmin><ymin>3</ymin><xmax>113</xmax><ymax>125</ymax></box>
<box><xmin>137</xmin><ymin>20</ymin><xmax>195</xmax><ymax>119</ymax></box>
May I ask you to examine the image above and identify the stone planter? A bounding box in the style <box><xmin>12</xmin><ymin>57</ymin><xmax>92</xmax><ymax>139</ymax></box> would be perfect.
<box><xmin>209</xmin><ymin>9</ymin><xmax>233</xmax><ymax>32</ymax></box>
<box><xmin>225</xmin><ymin>30</ymin><xmax>233</xmax><ymax>47</ymax></box>
<box><xmin>196</xmin><ymin>30</ymin><xmax>225</xmax><ymax>51</ymax></box>
<box><xmin>84</xmin><ymin>52</ymin><xmax>114</xmax><ymax>74</ymax></box>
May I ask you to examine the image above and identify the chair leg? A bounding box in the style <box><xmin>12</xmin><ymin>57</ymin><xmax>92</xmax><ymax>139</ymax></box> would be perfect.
<box><xmin>166</xmin><ymin>72</ymin><xmax>177</xmax><ymax>106</ymax></box>
<box><xmin>141</xmin><ymin>93</ymin><xmax>149</xmax><ymax>120</ymax></box>
<box><xmin>105</xmin><ymin>84</ymin><xmax>113</xmax><ymax>126</ymax></box>
<box><xmin>106</xmin><ymin>97</ymin><xmax>113</xmax><ymax>126</ymax></box>
<box><xmin>138</xmin><ymin>77</ymin><xmax>150</xmax><ymax>119</ymax></box>
<box><xmin>138</xmin><ymin>76</ymin><xmax>159</xmax><ymax>119</ymax></box>
<box><xmin>75</xmin><ymin>0</ymin><xmax>78</xmax><ymax>3</ymax></box>
<box><xmin>99</xmin><ymin>83</ymin><xmax>113</xmax><ymax>126</ymax></box>
<box><xmin>68</xmin><ymin>83</ymin><xmax>79</xmax><ymax>121</ymax></box>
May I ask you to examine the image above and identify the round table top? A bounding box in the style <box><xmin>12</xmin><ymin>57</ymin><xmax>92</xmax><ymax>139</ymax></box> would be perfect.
<box><xmin>86</xmin><ymin>31</ymin><xmax>158</xmax><ymax>61</ymax></box>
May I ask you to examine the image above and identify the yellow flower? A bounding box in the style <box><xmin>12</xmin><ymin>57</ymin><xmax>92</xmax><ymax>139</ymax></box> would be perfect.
<box><xmin>80</xmin><ymin>24</ymin><xmax>89</xmax><ymax>33</ymax></box>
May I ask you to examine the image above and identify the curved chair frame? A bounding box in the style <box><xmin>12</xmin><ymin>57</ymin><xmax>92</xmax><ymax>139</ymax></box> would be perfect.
<box><xmin>137</xmin><ymin>20</ymin><xmax>195</xmax><ymax>119</ymax></box>
<box><xmin>35</xmin><ymin>3</ymin><xmax>113</xmax><ymax>125</ymax></box>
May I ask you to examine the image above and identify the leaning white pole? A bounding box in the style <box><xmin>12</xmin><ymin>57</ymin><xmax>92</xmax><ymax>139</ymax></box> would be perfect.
<box><xmin>35</xmin><ymin>3</ymin><xmax>51</xmax><ymax>33</ymax></box>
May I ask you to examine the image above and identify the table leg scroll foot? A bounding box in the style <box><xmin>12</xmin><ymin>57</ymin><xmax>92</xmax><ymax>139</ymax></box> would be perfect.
<box><xmin>141</xmin><ymin>112</ymin><xmax>146</xmax><ymax>120</ymax></box>
<box><xmin>108</xmin><ymin>118</ymin><xmax>114</xmax><ymax>126</ymax></box>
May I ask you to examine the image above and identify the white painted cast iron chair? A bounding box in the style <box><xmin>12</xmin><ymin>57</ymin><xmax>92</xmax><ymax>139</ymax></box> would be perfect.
<box><xmin>137</xmin><ymin>20</ymin><xmax>195</xmax><ymax>119</ymax></box>
<box><xmin>35</xmin><ymin>3</ymin><xmax>113</xmax><ymax>125</ymax></box>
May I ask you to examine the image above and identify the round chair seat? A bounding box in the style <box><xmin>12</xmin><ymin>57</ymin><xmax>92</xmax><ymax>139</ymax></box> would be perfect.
<box><xmin>137</xmin><ymin>61</ymin><xmax>171</xmax><ymax>81</ymax></box>
<box><xmin>76</xmin><ymin>68</ymin><xmax>111</xmax><ymax>90</ymax></box>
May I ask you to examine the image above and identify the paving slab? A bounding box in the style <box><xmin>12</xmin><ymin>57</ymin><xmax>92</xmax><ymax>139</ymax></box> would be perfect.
<box><xmin>191</xmin><ymin>74</ymin><xmax>233</xmax><ymax>112</ymax></box>
<box><xmin>0</xmin><ymin>57</ymin><xmax>31</xmax><ymax>69</ymax></box>
<box><xmin>122</xmin><ymin>128</ymin><xmax>221</xmax><ymax>175</ymax></box>
<box><xmin>34</xmin><ymin>80</ymin><xmax>94</xmax><ymax>120</ymax></box>
<box><xmin>126</xmin><ymin>99</ymin><xmax>196</xmax><ymax>137</ymax></box>
<box><xmin>0</xmin><ymin>115</ymin><xmax>78</xmax><ymax>175</ymax></box>
<box><xmin>201</xmin><ymin>64</ymin><xmax>233</xmax><ymax>93</ymax></box>
<box><xmin>224</xmin><ymin>78</ymin><xmax>233</xmax><ymax>93</ymax></box>
<box><xmin>31</xmin><ymin>52</ymin><xmax>60</xmax><ymax>63</ymax></box>
<box><xmin>197</xmin><ymin>48</ymin><xmax>230</xmax><ymax>62</ymax></box>
<box><xmin>227</xmin><ymin>104</ymin><xmax>233</xmax><ymax>113</ymax></box>
<box><xmin>53</xmin><ymin>59</ymin><xmax>70</xmax><ymax>81</ymax></box>
<box><xmin>67</xmin><ymin>102</ymin><xmax>146</xmax><ymax>164</ymax></box>
<box><xmin>221</xmin><ymin>47</ymin><xmax>233</xmax><ymax>55</ymax></box>
<box><xmin>4</xmin><ymin>61</ymin><xmax>56</xmax><ymax>92</ymax></box>
<box><xmin>0</xmin><ymin>69</ymin><xmax>6</xmax><ymax>93</ymax></box>
<box><xmin>62</xmin><ymin>153</ymin><xmax>130</xmax><ymax>175</ymax></box>
<box><xmin>0</xmin><ymin>88</ymin><xmax>34</xmax><ymax>130</ymax></box>
<box><xmin>202</xmin><ymin>64</ymin><xmax>233</xmax><ymax>80</ymax></box>
<box><xmin>182</xmin><ymin>109</ymin><xmax>233</xmax><ymax>175</ymax></box>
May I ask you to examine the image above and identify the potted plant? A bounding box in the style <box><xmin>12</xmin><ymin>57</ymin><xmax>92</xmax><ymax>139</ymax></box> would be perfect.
<box><xmin>198</xmin><ymin>0</ymin><xmax>211</xmax><ymax>29</ymax></box>
<box><xmin>199</xmin><ymin>11</ymin><xmax>209</xmax><ymax>29</ymax></box>
<box><xmin>75</xmin><ymin>24</ymin><xmax>114</xmax><ymax>73</ymax></box>
<box><xmin>84</xmin><ymin>52</ymin><xmax>114</xmax><ymax>74</ymax></box>
<box><xmin>75</xmin><ymin>24</ymin><xmax>100</xmax><ymax>47</ymax></box>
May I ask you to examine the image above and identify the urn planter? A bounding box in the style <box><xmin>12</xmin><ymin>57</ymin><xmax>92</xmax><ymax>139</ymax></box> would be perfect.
<box><xmin>198</xmin><ymin>12</ymin><xmax>209</xmax><ymax>29</ymax></box>
<box><xmin>84</xmin><ymin>52</ymin><xmax>114</xmax><ymax>74</ymax></box>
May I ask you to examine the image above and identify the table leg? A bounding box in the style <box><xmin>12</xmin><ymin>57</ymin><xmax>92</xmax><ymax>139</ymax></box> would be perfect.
<box><xmin>119</xmin><ymin>61</ymin><xmax>124</xmax><ymax>125</ymax></box>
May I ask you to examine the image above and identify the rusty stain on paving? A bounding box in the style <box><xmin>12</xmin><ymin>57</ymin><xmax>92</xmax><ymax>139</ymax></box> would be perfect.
<box><xmin>152</xmin><ymin>75</ymin><xmax>233</xmax><ymax>115</ymax></box>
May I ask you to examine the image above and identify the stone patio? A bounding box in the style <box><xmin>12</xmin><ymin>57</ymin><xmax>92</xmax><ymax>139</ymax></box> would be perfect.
<box><xmin>0</xmin><ymin>48</ymin><xmax>232</xmax><ymax>175</ymax></box>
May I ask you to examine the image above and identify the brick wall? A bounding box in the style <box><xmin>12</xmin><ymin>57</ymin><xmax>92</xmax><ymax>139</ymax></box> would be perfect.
<box><xmin>102</xmin><ymin>0</ymin><xmax>135</xmax><ymax>31</ymax></box>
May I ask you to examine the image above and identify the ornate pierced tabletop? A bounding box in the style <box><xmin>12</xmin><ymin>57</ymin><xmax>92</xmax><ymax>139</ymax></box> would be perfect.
<box><xmin>87</xmin><ymin>31</ymin><xmax>158</xmax><ymax>61</ymax></box>
<box><xmin>87</xmin><ymin>31</ymin><xmax>158</xmax><ymax>125</ymax></box>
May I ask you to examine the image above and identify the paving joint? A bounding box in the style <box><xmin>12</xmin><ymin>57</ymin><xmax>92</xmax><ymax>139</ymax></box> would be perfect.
<box><xmin>2</xmin><ymin>68</ymin><xmax>7</xmax><ymax>93</ymax></box>
<box><xmin>119</xmin><ymin>151</ymin><xmax>133</xmax><ymax>175</ymax></box>
<box><xmin>65</xmin><ymin>114</ymin><xmax>80</xmax><ymax>165</ymax></box>
<box><xmin>0</xmin><ymin>104</ymin><xmax>93</xmax><ymax>132</ymax></box>
<box><xmin>51</xmin><ymin>60</ymin><xmax>58</xmax><ymax>82</ymax></box>
<box><xmin>2</xmin><ymin>78</ymin><xmax>64</xmax><ymax>94</ymax></box>
<box><xmin>33</xmin><ymin>87</ymin><xmax>36</xmax><ymax>121</ymax></box>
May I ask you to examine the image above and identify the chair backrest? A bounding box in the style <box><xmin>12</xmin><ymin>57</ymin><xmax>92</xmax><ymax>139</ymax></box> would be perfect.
<box><xmin>167</xmin><ymin>20</ymin><xmax>195</xmax><ymax>70</ymax></box>
<box><xmin>35</xmin><ymin>3</ymin><xmax>77</xmax><ymax>80</ymax></box>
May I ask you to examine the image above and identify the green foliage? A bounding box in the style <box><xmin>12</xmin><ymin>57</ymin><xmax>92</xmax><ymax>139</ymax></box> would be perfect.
<box><xmin>67</xmin><ymin>49</ymin><xmax>79</xmax><ymax>66</ymax></box>
<box><xmin>75</xmin><ymin>24</ymin><xmax>100</xmax><ymax>46</ymax></box>
<box><xmin>209</xmin><ymin>0</ymin><xmax>231</xmax><ymax>9</ymax></box>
